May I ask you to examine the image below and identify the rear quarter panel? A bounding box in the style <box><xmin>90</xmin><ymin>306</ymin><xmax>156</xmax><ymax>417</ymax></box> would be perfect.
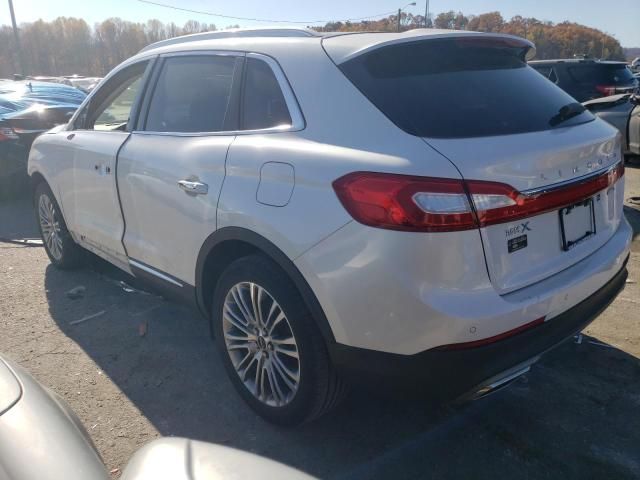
<box><xmin>218</xmin><ymin>41</ymin><xmax>464</xmax><ymax>260</ymax></box>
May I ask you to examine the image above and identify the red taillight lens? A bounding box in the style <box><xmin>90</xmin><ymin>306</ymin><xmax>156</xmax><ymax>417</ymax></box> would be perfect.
<box><xmin>596</xmin><ymin>85</ymin><xmax>616</xmax><ymax>96</ymax></box>
<box><xmin>333</xmin><ymin>164</ymin><xmax>624</xmax><ymax>232</ymax></box>
<box><xmin>471</xmin><ymin>161</ymin><xmax>624</xmax><ymax>226</ymax></box>
<box><xmin>332</xmin><ymin>172</ymin><xmax>477</xmax><ymax>232</ymax></box>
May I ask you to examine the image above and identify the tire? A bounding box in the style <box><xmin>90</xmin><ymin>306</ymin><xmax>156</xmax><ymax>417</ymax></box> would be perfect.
<box><xmin>212</xmin><ymin>254</ymin><xmax>346</xmax><ymax>426</ymax></box>
<box><xmin>34</xmin><ymin>181</ymin><xmax>84</xmax><ymax>269</ymax></box>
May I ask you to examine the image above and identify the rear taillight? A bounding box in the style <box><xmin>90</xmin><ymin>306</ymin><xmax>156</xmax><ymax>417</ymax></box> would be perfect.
<box><xmin>333</xmin><ymin>164</ymin><xmax>624</xmax><ymax>232</ymax></box>
<box><xmin>472</xmin><ymin>161</ymin><xmax>624</xmax><ymax>226</ymax></box>
<box><xmin>595</xmin><ymin>85</ymin><xmax>616</xmax><ymax>96</ymax></box>
<box><xmin>0</xmin><ymin>126</ymin><xmax>18</xmax><ymax>142</ymax></box>
<box><xmin>332</xmin><ymin>172</ymin><xmax>477</xmax><ymax>232</ymax></box>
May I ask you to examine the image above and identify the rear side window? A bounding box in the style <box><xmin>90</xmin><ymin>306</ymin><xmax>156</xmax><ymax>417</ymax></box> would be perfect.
<box><xmin>567</xmin><ymin>64</ymin><xmax>635</xmax><ymax>85</ymax></box>
<box><xmin>339</xmin><ymin>39</ymin><xmax>594</xmax><ymax>138</ymax></box>
<box><xmin>241</xmin><ymin>58</ymin><xmax>292</xmax><ymax>130</ymax></box>
<box><xmin>145</xmin><ymin>55</ymin><xmax>238</xmax><ymax>133</ymax></box>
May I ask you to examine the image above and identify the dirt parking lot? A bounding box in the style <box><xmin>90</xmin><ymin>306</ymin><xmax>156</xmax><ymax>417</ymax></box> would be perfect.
<box><xmin>1</xmin><ymin>161</ymin><xmax>639</xmax><ymax>479</ymax></box>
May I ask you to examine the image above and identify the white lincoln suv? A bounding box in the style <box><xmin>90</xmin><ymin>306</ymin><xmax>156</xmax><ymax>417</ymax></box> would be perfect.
<box><xmin>28</xmin><ymin>28</ymin><xmax>631</xmax><ymax>425</ymax></box>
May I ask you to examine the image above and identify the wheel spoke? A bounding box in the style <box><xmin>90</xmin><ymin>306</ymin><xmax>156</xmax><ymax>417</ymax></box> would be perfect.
<box><xmin>254</xmin><ymin>354</ymin><xmax>265</xmax><ymax>399</ymax></box>
<box><xmin>224</xmin><ymin>332</ymin><xmax>252</xmax><ymax>342</ymax></box>
<box><xmin>223</xmin><ymin>304</ymin><xmax>253</xmax><ymax>337</ymax></box>
<box><xmin>267</xmin><ymin>311</ymin><xmax>286</xmax><ymax>335</ymax></box>
<box><xmin>266</xmin><ymin>362</ymin><xmax>285</xmax><ymax>405</ymax></box>
<box><xmin>237</xmin><ymin>353</ymin><xmax>256</xmax><ymax>381</ymax></box>
<box><xmin>271</xmin><ymin>353</ymin><xmax>298</xmax><ymax>390</ymax></box>
<box><xmin>251</xmin><ymin>284</ymin><xmax>264</xmax><ymax>329</ymax></box>
<box><xmin>231</xmin><ymin>286</ymin><xmax>254</xmax><ymax>325</ymax></box>
<box><xmin>271</xmin><ymin>335</ymin><xmax>296</xmax><ymax>346</ymax></box>
<box><xmin>274</xmin><ymin>345</ymin><xmax>299</xmax><ymax>359</ymax></box>
<box><xmin>53</xmin><ymin>234</ymin><xmax>63</xmax><ymax>253</ymax></box>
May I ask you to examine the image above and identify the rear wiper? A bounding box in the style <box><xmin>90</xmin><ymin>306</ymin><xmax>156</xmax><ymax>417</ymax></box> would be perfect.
<box><xmin>549</xmin><ymin>102</ymin><xmax>586</xmax><ymax>127</ymax></box>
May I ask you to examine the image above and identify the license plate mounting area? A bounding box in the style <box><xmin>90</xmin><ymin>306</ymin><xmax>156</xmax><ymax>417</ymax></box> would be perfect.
<box><xmin>559</xmin><ymin>198</ymin><xmax>596</xmax><ymax>252</ymax></box>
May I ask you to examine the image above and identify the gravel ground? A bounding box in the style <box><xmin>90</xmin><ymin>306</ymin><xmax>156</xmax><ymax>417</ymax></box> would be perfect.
<box><xmin>1</xmin><ymin>161</ymin><xmax>639</xmax><ymax>479</ymax></box>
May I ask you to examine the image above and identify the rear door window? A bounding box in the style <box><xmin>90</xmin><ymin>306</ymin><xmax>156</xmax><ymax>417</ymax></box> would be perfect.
<box><xmin>241</xmin><ymin>58</ymin><xmax>292</xmax><ymax>130</ymax></box>
<box><xmin>145</xmin><ymin>55</ymin><xmax>239</xmax><ymax>133</ymax></box>
<box><xmin>339</xmin><ymin>39</ymin><xmax>594</xmax><ymax>138</ymax></box>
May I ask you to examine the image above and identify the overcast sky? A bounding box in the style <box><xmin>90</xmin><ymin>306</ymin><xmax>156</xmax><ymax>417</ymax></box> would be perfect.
<box><xmin>1</xmin><ymin>0</ymin><xmax>638</xmax><ymax>47</ymax></box>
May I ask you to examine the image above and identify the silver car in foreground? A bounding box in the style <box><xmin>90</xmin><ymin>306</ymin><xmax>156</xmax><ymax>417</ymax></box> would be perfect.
<box><xmin>0</xmin><ymin>355</ymin><xmax>107</xmax><ymax>479</ymax></box>
<box><xmin>0</xmin><ymin>354</ymin><xmax>314</xmax><ymax>480</ymax></box>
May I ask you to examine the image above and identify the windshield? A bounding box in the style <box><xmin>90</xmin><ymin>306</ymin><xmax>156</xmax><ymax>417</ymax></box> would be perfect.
<box><xmin>339</xmin><ymin>38</ymin><xmax>594</xmax><ymax>138</ymax></box>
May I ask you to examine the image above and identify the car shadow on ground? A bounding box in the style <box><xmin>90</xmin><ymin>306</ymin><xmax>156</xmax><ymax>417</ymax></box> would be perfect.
<box><xmin>0</xmin><ymin>195</ymin><xmax>40</xmax><ymax>243</ymax></box>
<box><xmin>41</xmin><ymin>253</ymin><xmax>640</xmax><ymax>479</ymax></box>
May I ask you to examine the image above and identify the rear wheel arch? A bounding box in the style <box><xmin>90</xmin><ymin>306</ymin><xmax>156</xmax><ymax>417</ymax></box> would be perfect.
<box><xmin>195</xmin><ymin>227</ymin><xmax>336</xmax><ymax>344</ymax></box>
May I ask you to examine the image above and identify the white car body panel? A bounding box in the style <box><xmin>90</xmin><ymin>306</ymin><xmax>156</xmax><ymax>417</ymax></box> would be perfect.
<box><xmin>67</xmin><ymin>130</ymin><xmax>130</xmax><ymax>268</ymax></box>
<box><xmin>295</xmin><ymin>215</ymin><xmax>631</xmax><ymax>354</ymax></box>
<box><xmin>117</xmin><ymin>133</ymin><xmax>232</xmax><ymax>284</ymax></box>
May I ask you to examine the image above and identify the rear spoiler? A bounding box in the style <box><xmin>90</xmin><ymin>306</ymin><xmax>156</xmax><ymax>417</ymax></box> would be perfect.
<box><xmin>322</xmin><ymin>31</ymin><xmax>536</xmax><ymax>65</ymax></box>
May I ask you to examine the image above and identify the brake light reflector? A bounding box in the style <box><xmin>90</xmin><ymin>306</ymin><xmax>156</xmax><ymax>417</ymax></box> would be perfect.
<box><xmin>434</xmin><ymin>317</ymin><xmax>546</xmax><ymax>350</ymax></box>
<box><xmin>333</xmin><ymin>164</ymin><xmax>624</xmax><ymax>233</ymax></box>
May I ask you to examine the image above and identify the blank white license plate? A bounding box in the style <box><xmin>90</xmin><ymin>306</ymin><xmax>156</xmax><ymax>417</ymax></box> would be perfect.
<box><xmin>559</xmin><ymin>199</ymin><xmax>596</xmax><ymax>251</ymax></box>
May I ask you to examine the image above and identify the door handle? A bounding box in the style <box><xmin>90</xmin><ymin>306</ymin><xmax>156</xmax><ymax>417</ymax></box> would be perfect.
<box><xmin>178</xmin><ymin>179</ymin><xmax>208</xmax><ymax>195</ymax></box>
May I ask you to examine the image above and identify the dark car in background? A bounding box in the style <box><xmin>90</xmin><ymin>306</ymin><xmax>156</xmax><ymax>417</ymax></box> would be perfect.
<box><xmin>530</xmin><ymin>58</ymin><xmax>638</xmax><ymax>102</ymax></box>
<box><xmin>0</xmin><ymin>81</ymin><xmax>85</xmax><ymax>198</ymax></box>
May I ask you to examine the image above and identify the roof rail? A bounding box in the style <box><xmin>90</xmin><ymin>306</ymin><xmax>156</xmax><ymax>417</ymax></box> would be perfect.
<box><xmin>139</xmin><ymin>27</ymin><xmax>319</xmax><ymax>53</ymax></box>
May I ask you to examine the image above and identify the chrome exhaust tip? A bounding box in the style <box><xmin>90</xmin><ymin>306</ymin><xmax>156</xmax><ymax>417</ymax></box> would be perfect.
<box><xmin>458</xmin><ymin>357</ymin><xmax>539</xmax><ymax>403</ymax></box>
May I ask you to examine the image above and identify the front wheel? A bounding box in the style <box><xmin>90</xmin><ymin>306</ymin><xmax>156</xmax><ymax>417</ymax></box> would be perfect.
<box><xmin>34</xmin><ymin>182</ymin><xmax>84</xmax><ymax>269</ymax></box>
<box><xmin>212</xmin><ymin>254</ymin><xmax>345</xmax><ymax>425</ymax></box>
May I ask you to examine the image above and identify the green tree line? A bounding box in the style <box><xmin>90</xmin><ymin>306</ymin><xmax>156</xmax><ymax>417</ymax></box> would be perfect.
<box><xmin>0</xmin><ymin>11</ymin><xmax>625</xmax><ymax>78</ymax></box>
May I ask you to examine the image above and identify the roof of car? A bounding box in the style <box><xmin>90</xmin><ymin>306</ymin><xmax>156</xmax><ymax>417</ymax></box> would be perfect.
<box><xmin>139</xmin><ymin>27</ymin><xmax>323</xmax><ymax>52</ymax></box>
<box><xmin>529</xmin><ymin>58</ymin><xmax>628</xmax><ymax>65</ymax></box>
<box><xmin>138</xmin><ymin>27</ymin><xmax>535</xmax><ymax>65</ymax></box>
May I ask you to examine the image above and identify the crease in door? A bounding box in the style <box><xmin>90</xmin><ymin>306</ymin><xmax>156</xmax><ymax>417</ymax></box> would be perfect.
<box><xmin>114</xmin><ymin>132</ymin><xmax>133</xmax><ymax>258</ymax></box>
<box><xmin>215</xmin><ymin>135</ymin><xmax>238</xmax><ymax>231</ymax></box>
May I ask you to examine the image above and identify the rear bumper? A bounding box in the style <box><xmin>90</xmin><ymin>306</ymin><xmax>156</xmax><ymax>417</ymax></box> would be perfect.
<box><xmin>329</xmin><ymin>256</ymin><xmax>628</xmax><ymax>399</ymax></box>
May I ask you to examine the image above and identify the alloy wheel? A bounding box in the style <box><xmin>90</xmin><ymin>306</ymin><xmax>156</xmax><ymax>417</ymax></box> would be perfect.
<box><xmin>222</xmin><ymin>282</ymin><xmax>301</xmax><ymax>407</ymax></box>
<box><xmin>38</xmin><ymin>194</ymin><xmax>63</xmax><ymax>260</ymax></box>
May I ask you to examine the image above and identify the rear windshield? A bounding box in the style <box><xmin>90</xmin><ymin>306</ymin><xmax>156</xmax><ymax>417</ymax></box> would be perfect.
<box><xmin>339</xmin><ymin>39</ymin><xmax>594</xmax><ymax>138</ymax></box>
<box><xmin>567</xmin><ymin>64</ymin><xmax>635</xmax><ymax>85</ymax></box>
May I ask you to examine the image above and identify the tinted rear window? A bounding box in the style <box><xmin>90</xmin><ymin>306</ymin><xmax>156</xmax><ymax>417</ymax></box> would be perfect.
<box><xmin>339</xmin><ymin>39</ymin><xmax>594</xmax><ymax>138</ymax></box>
<box><xmin>567</xmin><ymin>64</ymin><xmax>635</xmax><ymax>85</ymax></box>
<box><xmin>242</xmin><ymin>58</ymin><xmax>292</xmax><ymax>130</ymax></box>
